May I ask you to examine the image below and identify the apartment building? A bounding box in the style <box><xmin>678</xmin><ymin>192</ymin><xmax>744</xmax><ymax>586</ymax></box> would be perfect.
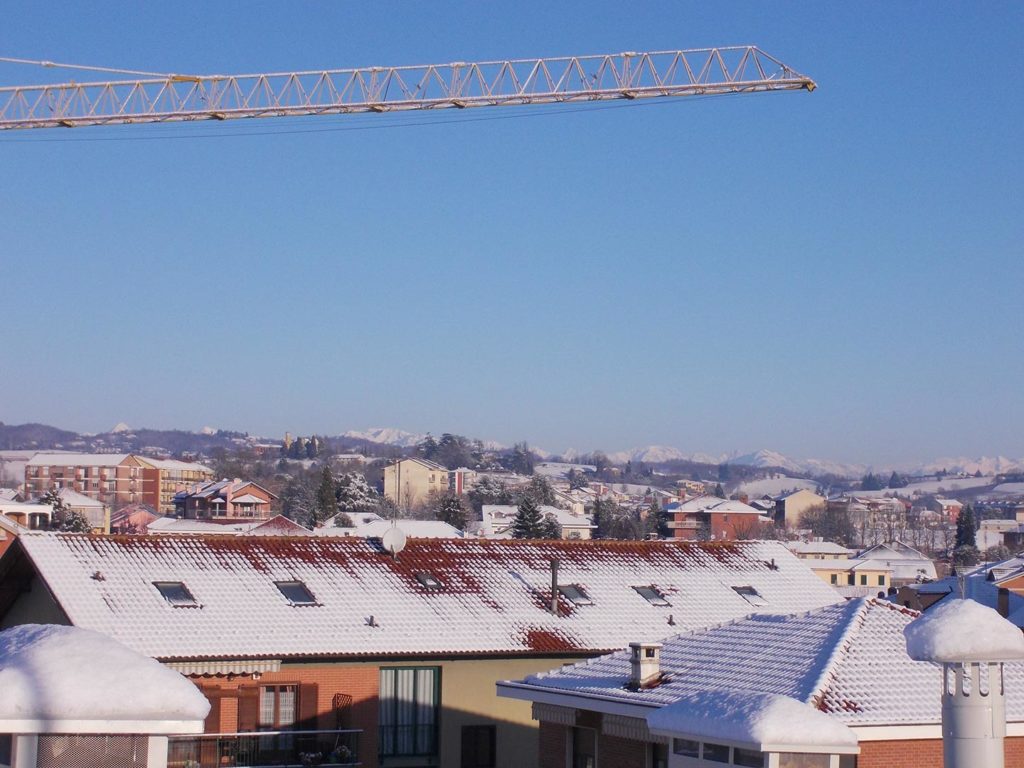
<box><xmin>24</xmin><ymin>453</ymin><xmax>156</xmax><ymax>508</ymax></box>
<box><xmin>136</xmin><ymin>457</ymin><xmax>214</xmax><ymax>514</ymax></box>
<box><xmin>383</xmin><ymin>458</ymin><xmax>452</xmax><ymax>508</ymax></box>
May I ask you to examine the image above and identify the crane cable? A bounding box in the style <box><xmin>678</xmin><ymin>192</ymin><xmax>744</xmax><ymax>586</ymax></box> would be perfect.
<box><xmin>0</xmin><ymin>55</ymin><xmax>176</xmax><ymax>79</ymax></box>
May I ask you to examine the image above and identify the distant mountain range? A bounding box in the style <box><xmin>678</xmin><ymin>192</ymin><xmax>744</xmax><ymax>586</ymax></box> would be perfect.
<box><xmin>2</xmin><ymin>421</ymin><xmax>1022</xmax><ymax>481</ymax></box>
<box><xmin>340</xmin><ymin>427</ymin><xmax>1024</xmax><ymax>479</ymax></box>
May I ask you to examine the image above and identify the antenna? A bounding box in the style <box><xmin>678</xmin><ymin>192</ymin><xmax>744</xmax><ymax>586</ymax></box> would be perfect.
<box><xmin>382</xmin><ymin>525</ymin><xmax>407</xmax><ymax>559</ymax></box>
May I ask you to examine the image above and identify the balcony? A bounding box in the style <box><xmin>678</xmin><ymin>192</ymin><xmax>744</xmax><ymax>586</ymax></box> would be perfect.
<box><xmin>167</xmin><ymin>729</ymin><xmax>361</xmax><ymax>767</ymax></box>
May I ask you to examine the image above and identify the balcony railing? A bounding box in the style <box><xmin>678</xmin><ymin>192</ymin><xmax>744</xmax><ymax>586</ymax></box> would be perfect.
<box><xmin>167</xmin><ymin>729</ymin><xmax>361</xmax><ymax>767</ymax></box>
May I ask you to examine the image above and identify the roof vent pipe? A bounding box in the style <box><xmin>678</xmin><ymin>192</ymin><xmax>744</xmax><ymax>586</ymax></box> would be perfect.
<box><xmin>550</xmin><ymin>558</ymin><xmax>559</xmax><ymax>616</ymax></box>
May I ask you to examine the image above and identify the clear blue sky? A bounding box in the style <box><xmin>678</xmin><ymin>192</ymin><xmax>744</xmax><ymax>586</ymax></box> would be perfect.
<box><xmin>2</xmin><ymin>2</ymin><xmax>1021</xmax><ymax>466</ymax></box>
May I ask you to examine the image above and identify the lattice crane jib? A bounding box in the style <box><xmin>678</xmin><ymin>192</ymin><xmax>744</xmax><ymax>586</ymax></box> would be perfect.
<box><xmin>0</xmin><ymin>47</ymin><xmax>815</xmax><ymax>130</ymax></box>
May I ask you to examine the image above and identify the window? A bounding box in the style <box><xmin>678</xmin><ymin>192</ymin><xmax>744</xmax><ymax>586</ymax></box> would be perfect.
<box><xmin>571</xmin><ymin>727</ymin><xmax>596</xmax><ymax>768</ymax></box>
<box><xmin>649</xmin><ymin>742</ymin><xmax>668</xmax><ymax>768</ymax></box>
<box><xmin>154</xmin><ymin>581</ymin><xmax>199</xmax><ymax>607</ymax></box>
<box><xmin>878</xmin><ymin>575</ymin><xmax>885</xmax><ymax>586</ymax></box>
<box><xmin>460</xmin><ymin>725</ymin><xmax>496</xmax><ymax>768</ymax></box>
<box><xmin>275</xmin><ymin>580</ymin><xmax>317</xmax><ymax>606</ymax></box>
<box><xmin>634</xmin><ymin>586</ymin><xmax>671</xmax><ymax>606</ymax></box>
<box><xmin>415</xmin><ymin>571</ymin><xmax>444</xmax><ymax>590</ymax></box>
<box><xmin>778</xmin><ymin>754</ymin><xmax>833</xmax><ymax>768</ymax></box>
<box><xmin>379</xmin><ymin>667</ymin><xmax>439</xmax><ymax>757</ymax></box>
<box><xmin>259</xmin><ymin>685</ymin><xmax>296</xmax><ymax>729</ymax></box>
<box><xmin>859</xmin><ymin>574</ymin><xmax>867</xmax><ymax>586</ymax></box>
<box><xmin>734</xmin><ymin>747</ymin><xmax>766</xmax><ymax>767</ymax></box>
<box><xmin>559</xmin><ymin>584</ymin><xmax>593</xmax><ymax>606</ymax></box>
<box><xmin>703</xmin><ymin>742</ymin><xmax>730</xmax><ymax>763</ymax></box>
<box><xmin>672</xmin><ymin>738</ymin><xmax>699</xmax><ymax>757</ymax></box>
<box><xmin>732</xmin><ymin>586</ymin><xmax>768</xmax><ymax>607</ymax></box>
<box><xmin>830</xmin><ymin>573</ymin><xmax>838</xmax><ymax>585</ymax></box>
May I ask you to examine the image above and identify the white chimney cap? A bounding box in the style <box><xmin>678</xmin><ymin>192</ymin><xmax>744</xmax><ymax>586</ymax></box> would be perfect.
<box><xmin>904</xmin><ymin>598</ymin><xmax>1024</xmax><ymax>663</ymax></box>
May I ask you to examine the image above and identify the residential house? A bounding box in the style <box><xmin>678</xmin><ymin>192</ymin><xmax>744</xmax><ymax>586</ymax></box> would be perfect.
<box><xmin>856</xmin><ymin>541</ymin><xmax>937</xmax><ymax>586</ymax></box>
<box><xmin>930</xmin><ymin>497</ymin><xmax>963</xmax><ymax>524</ymax></box>
<box><xmin>384</xmin><ymin>458</ymin><xmax>452</xmax><ymax>509</ymax></box>
<box><xmin>785</xmin><ymin>540</ymin><xmax>852</xmax><ymax>560</ymax></box>
<box><xmin>320</xmin><ymin>513</ymin><xmax>466</xmax><ymax>539</ymax></box>
<box><xmin>0</xmin><ymin>536</ymin><xmax>843</xmax><ymax>768</ymax></box>
<box><xmin>665</xmin><ymin>497</ymin><xmax>769</xmax><ymax>541</ymax></box>
<box><xmin>0</xmin><ymin>501</ymin><xmax>51</xmax><ymax>533</ymax></box>
<box><xmin>0</xmin><ymin>489</ymin><xmax>24</xmax><ymax>503</ymax></box>
<box><xmin>496</xmin><ymin>598</ymin><xmax>1024</xmax><ymax>768</ymax></box>
<box><xmin>173</xmin><ymin>478</ymin><xmax>276</xmax><ymax>521</ymax></box>
<box><xmin>772</xmin><ymin>489</ymin><xmax>825</xmax><ymax>529</ymax></box>
<box><xmin>52</xmin><ymin>487</ymin><xmax>109</xmax><ymax>533</ymax></box>
<box><xmin>470</xmin><ymin>505</ymin><xmax>596</xmax><ymax>540</ymax></box>
<box><xmin>796</xmin><ymin>558</ymin><xmax>892</xmax><ymax>595</ymax></box>
<box><xmin>136</xmin><ymin>457</ymin><xmax>214</xmax><ymax>514</ymax></box>
<box><xmin>892</xmin><ymin>556</ymin><xmax>1024</xmax><ymax>627</ymax></box>
<box><xmin>110</xmin><ymin>502</ymin><xmax>161</xmax><ymax>534</ymax></box>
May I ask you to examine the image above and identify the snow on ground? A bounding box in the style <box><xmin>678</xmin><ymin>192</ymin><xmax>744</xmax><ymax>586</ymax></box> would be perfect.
<box><xmin>905</xmin><ymin>599</ymin><xmax>1024</xmax><ymax>662</ymax></box>
<box><xmin>855</xmin><ymin>476</ymin><xmax>996</xmax><ymax>499</ymax></box>
<box><xmin>990</xmin><ymin>483</ymin><xmax>1024</xmax><ymax>497</ymax></box>
<box><xmin>735</xmin><ymin>476</ymin><xmax>818</xmax><ymax>497</ymax></box>
<box><xmin>0</xmin><ymin>624</ymin><xmax>209</xmax><ymax>721</ymax></box>
<box><xmin>647</xmin><ymin>691</ymin><xmax>857</xmax><ymax>748</ymax></box>
<box><xmin>534</xmin><ymin>462</ymin><xmax>595</xmax><ymax>479</ymax></box>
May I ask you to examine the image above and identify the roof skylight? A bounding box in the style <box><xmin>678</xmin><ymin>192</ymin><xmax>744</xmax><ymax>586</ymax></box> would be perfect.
<box><xmin>732</xmin><ymin>585</ymin><xmax>768</xmax><ymax>607</ymax></box>
<box><xmin>154</xmin><ymin>581</ymin><xmax>199</xmax><ymax>608</ymax></box>
<box><xmin>415</xmin><ymin>571</ymin><xmax>444</xmax><ymax>590</ymax></box>
<box><xmin>559</xmin><ymin>584</ymin><xmax>593</xmax><ymax>606</ymax></box>
<box><xmin>275</xmin><ymin>580</ymin><xmax>317</xmax><ymax>606</ymax></box>
<box><xmin>633</xmin><ymin>585</ymin><xmax>671</xmax><ymax>606</ymax></box>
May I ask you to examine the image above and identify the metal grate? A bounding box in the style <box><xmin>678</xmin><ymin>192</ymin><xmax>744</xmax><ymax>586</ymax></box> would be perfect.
<box><xmin>37</xmin><ymin>735</ymin><xmax>148</xmax><ymax>768</ymax></box>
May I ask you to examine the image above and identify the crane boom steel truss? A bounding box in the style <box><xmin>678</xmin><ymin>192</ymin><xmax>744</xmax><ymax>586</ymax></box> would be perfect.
<box><xmin>0</xmin><ymin>46</ymin><xmax>813</xmax><ymax>130</ymax></box>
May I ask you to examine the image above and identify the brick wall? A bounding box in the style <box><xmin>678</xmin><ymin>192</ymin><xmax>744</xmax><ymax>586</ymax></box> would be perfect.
<box><xmin>597</xmin><ymin>732</ymin><xmax>647</xmax><ymax>768</ymax></box>
<box><xmin>859</xmin><ymin>736</ymin><xmax>1024</xmax><ymax>768</ymax></box>
<box><xmin>538</xmin><ymin>722</ymin><xmax>567</xmax><ymax>768</ymax></box>
<box><xmin>193</xmin><ymin>664</ymin><xmax>379</xmax><ymax>768</ymax></box>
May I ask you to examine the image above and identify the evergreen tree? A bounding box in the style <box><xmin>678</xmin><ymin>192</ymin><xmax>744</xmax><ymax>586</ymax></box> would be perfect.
<box><xmin>955</xmin><ymin>504</ymin><xmax>977</xmax><ymax>549</ymax></box>
<box><xmin>713</xmin><ymin>483</ymin><xmax>726</xmax><ymax>499</ymax></box>
<box><xmin>313</xmin><ymin>466</ymin><xmax>338</xmax><ymax>527</ymax></box>
<box><xmin>335</xmin><ymin>472</ymin><xmax>379</xmax><ymax>515</ymax></box>
<box><xmin>466</xmin><ymin>476</ymin><xmax>512</xmax><ymax>513</ymax></box>
<box><xmin>861</xmin><ymin>472</ymin><xmax>884</xmax><ymax>491</ymax></box>
<box><xmin>887</xmin><ymin>471</ymin><xmax>907</xmax><ymax>489</ymax></box>
<box><xmin>512</xmin><ymin>497</ymin><xmax>547</xmax><ymax>538</ymax></box>
<box><xmin>434</xmin><ymin>492</ymin><xmax>468</xmax><ymax>530</ymax></box>
<box><xmin>305</xmin><ymin>437</ymin><xmax>319</xmax><ymax>459</ymax></box>
<box><xmin>418</xmin><ymin>434</ymin><xmax>439</xmax><ymax>461</ymax></box>
<box><xmin>521</xmin><ymin>475</ymin><xmax>556</xmax><ymax>506</ymax></box>
<box><xmin>567</xmin><ymin>469</ymin><xmax>588</xmax><ymax>490</ymax></box>
<box><xmin>647</xmin><ymin>500</ymin><xmax>671</xmax><ymax>539</ymax></box>
<box><xmin>40</xmin><ymin>489</ymin><xmax>92</xmax><ymax>532</ymax></box>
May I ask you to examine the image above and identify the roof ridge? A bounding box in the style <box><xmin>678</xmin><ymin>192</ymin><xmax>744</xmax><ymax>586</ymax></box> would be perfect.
<box><xmin>805</xmin><ymin>597</ymin><xmax>873</xmax><ymax>706</ymax></box>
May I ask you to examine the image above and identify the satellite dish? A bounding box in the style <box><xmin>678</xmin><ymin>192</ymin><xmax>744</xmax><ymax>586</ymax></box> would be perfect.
<box><xmin>382</xmin><ymin>526</ymin><xmax>407</xmax><ymax>557</ymax></box>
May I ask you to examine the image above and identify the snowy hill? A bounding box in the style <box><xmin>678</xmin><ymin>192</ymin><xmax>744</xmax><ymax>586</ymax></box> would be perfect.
<box><xmin>735</xmin><ymin>476</ymin><xmax>820</xmax><ymax>497</ymax></box>
<box><xmin>913</xmin><ymin>456</ymin><xmax>1024</xmax><ymax>476</ymax></box>
<box><xmin>341</xmin><ymin>427</ymin><xmax>427</xmax><ymax>448</ymax></box>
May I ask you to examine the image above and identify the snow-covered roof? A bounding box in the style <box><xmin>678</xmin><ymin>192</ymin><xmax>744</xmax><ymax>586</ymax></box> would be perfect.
<box><xmin>54</xmin><ymin>487</ymin><xmax>105</xmax><ymax>508</ymax></box>
<box><xmin>0</xmin><ymin>624</ymin><xmax>208</xmax><ymax>733</ymax></box>
<box><xmin>145</xmin><ymin>517</ymin><xmax>259</xmax><ymax>535</ymax></box>
<box><xmin>249</xmin><ymin>515</ymin><xmax>313</xmax><ymax>536</ymax></box>
<box><xmin>787</xmin><ymin>541</ymin><xmax>851</xmax><ymax>557</ymax></box>
<box><xmin>138</xmin><ymin>457</ymin><xmax>213</xmax><ymax>473</ymax></box>
<box><xmin>8</xmin><ymin>536</ymin><xmax>842</xmax><ymax>661</ymax></box>
<box><xmin>646</xmin><ymin>691</ymin><xmax>857</xmax><ymax>752</ymax></box>
<box><xmin>857</xmin><ymin>542</ymin><xmax>937</xmax><ymax>581</ymax></box>
<box><xmin>318</xmin><ymin>518</ymin><xmax>465</xmax><ymax>539</ymax></box>
<box><xmin>500</xmin><ymin>598</ymin><xmax>1024</xmax><ymax>729</ymax></box>
<box><xmin>674</xmin><ymin>496</ymin><xmax>764</xmax><ymax>515</ymax></box>
<box><xmin>904</xmin><ymin>598</ymin><xmax>1024</xmax><ymax>663</ymax></box>
<box><xmin>26</xmin><ymin>453</ymin><xmax>130</xmax><ymax>467</ymax></box>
